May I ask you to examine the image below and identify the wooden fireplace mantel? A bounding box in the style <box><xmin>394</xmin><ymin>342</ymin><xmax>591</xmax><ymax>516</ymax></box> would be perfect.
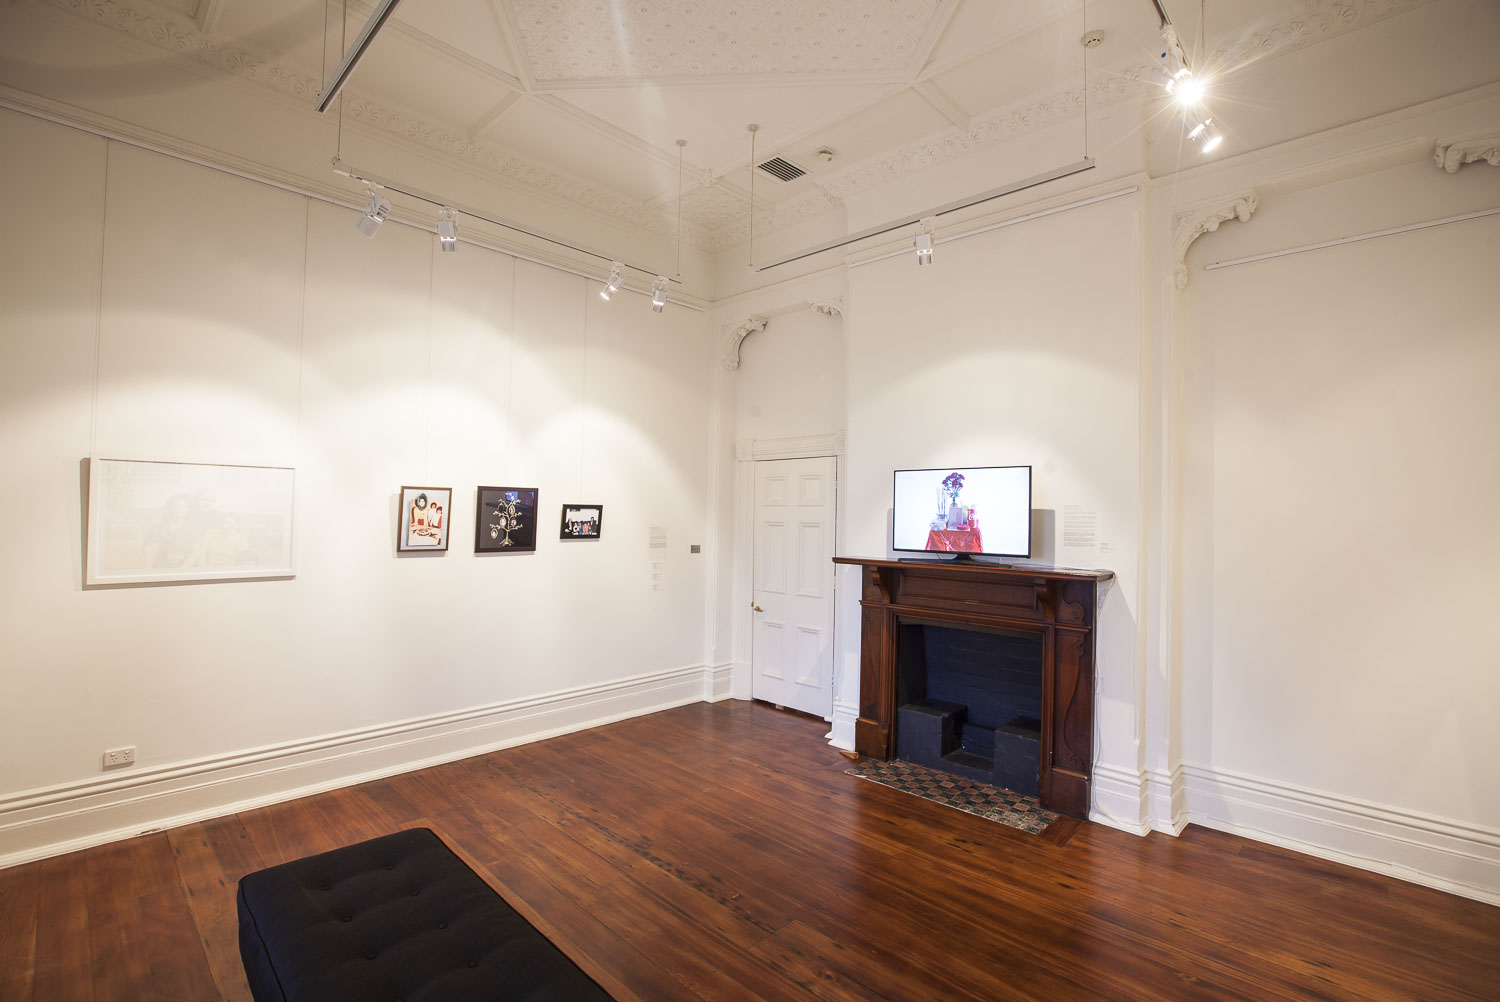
<box><xmin>833</xmin><ymin>557</ymin><xmax>1112</xmax><ymax>819</ymax></box>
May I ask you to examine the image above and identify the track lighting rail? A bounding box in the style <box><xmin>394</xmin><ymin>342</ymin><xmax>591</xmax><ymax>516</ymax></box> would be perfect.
<box><xmin>753</xmin><ymin>158</ymin><xmax>1094</xmax><ymax>271</ymax></box>
<box><xmin>332</xmin><ymin>158</ymin><xmax>678</xmax><ymax>286</ymax></box>
<box><xmin>316</xmin><ymin>0</ymin><xmax>405</xmax><ymax>113</ymax></box>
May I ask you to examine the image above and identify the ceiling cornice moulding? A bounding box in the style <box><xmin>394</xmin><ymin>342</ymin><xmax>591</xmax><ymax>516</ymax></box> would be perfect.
<box><xmin>1433</xmin><ymin>132</ymin><xmax>1500</xmax><ymax>173</ymax></box>
<box><xmin>24</xmin><ymin>0</ymin><xmax>1458</xmax><ymax>257</ymax></box>
<box><xmin>696</xmin><ymin>190</ymin><xmax>844</xmax><ymax>254</ymax></box>
<box><xmin>810</xmin><ymin>0</ymin><xmax>1447</xmax><ymax>207</ymax></box>
<box><xmin>27</xmin><ymin>0</ymin><xmax>721</xmax><ymax>250</ymax></box>
<box><xmin>1207</xmin><ymin>0</ymin><xmax>1443</xmax><ymax>72</ymax></box>
<box><xmin>817</xmin><ymin>74</ymin><xmax>1147</xmax><ymax>204</ymax></box>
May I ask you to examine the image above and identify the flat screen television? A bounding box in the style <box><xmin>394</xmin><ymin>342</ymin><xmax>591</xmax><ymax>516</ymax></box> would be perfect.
<box><xmin>892</xmin><ymin>465</ymin><xmax>1031</xmax><ymax>559</ymax></box>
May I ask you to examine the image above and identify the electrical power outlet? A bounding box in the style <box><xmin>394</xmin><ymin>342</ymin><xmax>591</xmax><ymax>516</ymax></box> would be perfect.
<box><xmin>103</xmin><ymin>746</ymin><xmax>136</xmax><ymax>769</ymax></box>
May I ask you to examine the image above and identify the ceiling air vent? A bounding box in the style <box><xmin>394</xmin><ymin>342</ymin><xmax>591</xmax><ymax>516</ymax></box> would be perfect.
<box><xmin>757</xmin><ymin>156</ymin><xmax>806</xmax><ymax>182</ymax></box>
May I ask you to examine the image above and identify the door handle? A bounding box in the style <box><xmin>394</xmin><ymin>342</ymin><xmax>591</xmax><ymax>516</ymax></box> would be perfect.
<box><xmin>751</xmin><ymin>603</ymin><xmax>764</xmax><ymax>613</ymax></box>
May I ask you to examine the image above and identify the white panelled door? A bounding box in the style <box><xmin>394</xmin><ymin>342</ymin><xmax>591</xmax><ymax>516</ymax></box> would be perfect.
<box><xmin>751</xmin><ymin>457</ymin><xmax>837</xmax><ymax>717</ymax></box>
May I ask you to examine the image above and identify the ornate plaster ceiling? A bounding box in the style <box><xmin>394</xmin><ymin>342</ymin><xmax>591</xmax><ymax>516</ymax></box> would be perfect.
<box><xmin>514</xmin><ymin>0</ymin><xmax>947</xmax><ymax>81</ymax></box>
<box><xmin>4</xmin><ymin>0</ymin><xmax>1464</xmax><ymax>257</ymax></box>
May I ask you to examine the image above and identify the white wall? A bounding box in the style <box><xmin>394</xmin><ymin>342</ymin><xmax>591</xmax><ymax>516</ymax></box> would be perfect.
<box><xmin>733</xmin><ymin>310</ymin><xmax>845</xmax><ymax>444</ymax></box>
<box><xmin>843</xmin><ymin>187</ymin><xmax>1146</xmax><ymax>822</ymax></box>
<box><xmin>1175</xmin><ymin>153</ymin><xmax>1500</xmax><ymax>895</ymax></box>
<box><xmin>0</xmin><ymin>108</ymin><xmax>717</xmax><ymax>863</ymax></box>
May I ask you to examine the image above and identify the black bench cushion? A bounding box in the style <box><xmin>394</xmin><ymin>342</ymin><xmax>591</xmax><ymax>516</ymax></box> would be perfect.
<box><xmin>237</xmin><ymin>827</ymin><xmax>612</xmax><ymax>1002</ymax></box>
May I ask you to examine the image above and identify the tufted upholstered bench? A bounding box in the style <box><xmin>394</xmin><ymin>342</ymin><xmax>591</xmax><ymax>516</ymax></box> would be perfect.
<box><xmin>237</xmin><ymin>827</ymin><xmax>613</xmax><ymax>1001</ymax></box>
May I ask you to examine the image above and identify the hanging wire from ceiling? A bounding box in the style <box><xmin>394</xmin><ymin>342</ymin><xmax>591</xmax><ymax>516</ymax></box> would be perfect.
<box><xmin>1082</xmin><ymin>0</ymin><xmax>1090</xmax><ymax>161</ymax></box>
<box><xmin>675</xmin><ymin>138</ymin><xmax>686</xmax><ymax>279</ymax></box>
<box><xmin>746</xmin><ymin>123</ymin><xmax>759</xmax><ymax>270</ymax></box>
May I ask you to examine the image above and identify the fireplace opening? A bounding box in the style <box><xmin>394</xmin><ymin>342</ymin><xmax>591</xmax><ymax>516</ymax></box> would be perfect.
<box><xmin>895</xmin><ymin>620</ymin><xmax>1045</xmax><ymax>797</ymax></box>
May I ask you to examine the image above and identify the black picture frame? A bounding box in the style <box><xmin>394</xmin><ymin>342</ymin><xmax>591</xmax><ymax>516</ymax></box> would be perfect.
<box><xmin>475</xmin><ymin>486</ymin><xmax>539</xmax><ymax>553</ymax></box>
<box><xmin>559</xmin><ymin>504</ymin><xmax>603</xmax><ymax>540</ymax></box>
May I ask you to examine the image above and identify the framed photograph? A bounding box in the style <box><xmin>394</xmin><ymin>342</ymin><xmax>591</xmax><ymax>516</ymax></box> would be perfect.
<box><xmin>559</xmin><ymin>504</ymin><xmax>603</xmax><ymax>540</ymax></box>
<box><xmin>398</xmin><ymin>486</ymin><xmax>452</xmax><ymax>552</ymax></box>
<box><xmin>475</xmin><ymin>486</ymin><xmax>538</xmax><ymax>552</ymax></box>
<box><xmin>85</xmin><ymin>458</ymin><xmax>296</xmax><ymax>586</ymax></box>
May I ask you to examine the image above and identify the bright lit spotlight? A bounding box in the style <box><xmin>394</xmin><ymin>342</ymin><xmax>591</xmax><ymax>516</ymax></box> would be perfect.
<box><xmin>1157</xmin><ymin>25</ymin><xmax>1201</xmax><ymax>103</ymax></box>
<box><xmin>600</xmin><ymin>262</ymin><xmax>624</xmax><ymax>301</ymax></box>
<box><xmin>355</xmin><ymin>184</ymin><xmax>391</xmax><ymax>237</ymax></box>
<box><xmin>1185</xmin><ymin>109</ymin><xmax>1224</xmax><ymax>155</ymax></box>
<box><xmin>437</xmin><ymin>207</ymin><xmax>458</xmax><ymax>252</ymax></box>
<box><xmin>914</xmin><ymin>217</ymin><xmax>936</xmax><ymax>265</ymax></box>
<box><xmin>651</xmin><ymin>275</ymin><xmax>669</xmax><ymax>313</ymax></box>
<box><xmin>1173</xmin><ymin>72</ymin><xmax>1206</xmax><ymax>107</ymax></box>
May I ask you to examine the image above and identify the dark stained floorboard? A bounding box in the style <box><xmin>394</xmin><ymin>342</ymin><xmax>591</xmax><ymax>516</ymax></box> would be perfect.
<box><xmin>2</xmin><ymin>700</ymin><xmax>1497</xmax><ymax>1001</ymax></box>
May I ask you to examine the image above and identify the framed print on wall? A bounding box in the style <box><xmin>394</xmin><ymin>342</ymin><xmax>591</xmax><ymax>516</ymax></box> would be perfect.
<box><xmin>559</xmin><ymin>504</ymin><xmax>603</xmax><ymax>540</ymax></box>
<box><xmin>85</xmin><ymin>458</ymin><xmax>296</xmax><ymax>586</ymax></box>
<box><xmin>475</xmin><ymin>486</ymin><xmax>538</xmax><ymax>552</ymax></box>
<box><xmin>398</xmin><ymin>486</ymin><xmax>452</xmax><ymax>552</ymax></box>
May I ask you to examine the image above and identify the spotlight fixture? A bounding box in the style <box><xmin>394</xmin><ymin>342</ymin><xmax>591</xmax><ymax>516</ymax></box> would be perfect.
<box><xmin>1156</xmin><ymin>25</ymin><xmax>1199</xmax><ymax>104</ymax></box>
<box><xmin>1185</xmin><ymin>108</ymin><xmax>1223</xmax><ymax>154</ymax></box>
<box><xmin>914</xmin><ymin>217</ymin><xmax>936</xmax><ymax>266</ymax></box>
<box><xmin>436</xmin><ymin>207</ymin><xmax>458</xmax><ymax>252</ymax></box>
<box><xmin>355</xmin><ymin>184</ymin><xmax>391</xmax><ymax>238</ymax></box>
<box><xmin>651</xmin><ymin>275</ymin><xmax>669</xmax><ymax>313</ymax></box>
<box><xmin>600</xmin><ymin>261</ymin><xmax>624</xmax><ymax>301</ymax></box>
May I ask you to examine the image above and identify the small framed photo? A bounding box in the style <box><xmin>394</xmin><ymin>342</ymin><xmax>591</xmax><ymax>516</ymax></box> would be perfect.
<box><xmin>560</xmin><ymin>504</ymin><xmax>603</xmax><ymax>540</ymax></box>
<box><xmin>398</xmin><ymin>486</ymin><xmax>451</xmax><ymax>552</ymax></box>
<box><xmin>476</xmin><ymin>486</ymin><xmax>538</xmax><ymax>553</ymax></box>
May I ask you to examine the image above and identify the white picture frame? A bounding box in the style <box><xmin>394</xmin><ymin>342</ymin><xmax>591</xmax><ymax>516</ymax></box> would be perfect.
<box><xmin>85</xmin><ymin>458</ymin><xmax>296</xmax><ymax>585</ymax></box>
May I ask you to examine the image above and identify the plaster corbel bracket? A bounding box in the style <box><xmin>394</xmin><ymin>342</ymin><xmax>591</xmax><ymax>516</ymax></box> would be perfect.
<box><xmin>1433</xmin><ymin>133</ymin><xmax>1500</xmax><ymax>174</ymax></box>
<box><xmin>1171</xmin><ymin>190</ymin><xmax>1258</xmax><ymax>290</ymax></box>
<box><xmin>810</xmin><ymin>298</ymin><xmax>845</xmax><ymax>318</ymax></box>
<box><xmin>722</xmin><ymin>315</ymin><xmax>769</xmax><ymax>371</ymax></box>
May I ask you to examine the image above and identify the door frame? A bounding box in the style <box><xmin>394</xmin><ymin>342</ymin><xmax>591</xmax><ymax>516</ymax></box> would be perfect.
<box><xmin>732</xmin><ymin>433</ymin><xmax>845</xmax><ymax>715</ymax></box>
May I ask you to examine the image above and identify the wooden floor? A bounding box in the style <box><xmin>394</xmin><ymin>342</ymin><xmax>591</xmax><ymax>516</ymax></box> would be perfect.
<box><xmin>1</xmin><ymin>702</ymin><xmax>1497</xmax><ymax>1001</ymax></box>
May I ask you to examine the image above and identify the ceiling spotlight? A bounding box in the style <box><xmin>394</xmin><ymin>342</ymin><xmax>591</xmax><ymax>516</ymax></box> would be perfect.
<box><xmin>915</xmin><ymin>217</ymin><xmax>936</xmax><ymax>265</ymax></box>
<box><xmin>600</xmin><ymin>262</ymin><xmax>624</xmax><ymax>301</ymax></box>
<box><xmin>651</xmin><ymin>275</ymin><xmax>669</xmax><ymax>313</ymax></box>
<box><xmin>1157</xmin><ymin>25</ymin><xmax>1198</xmax><ymax>103</ymax></box>
<box><xmin>1174</xmin><ymin>73</ymin><xmax>1206</xmax><ymax>108</ymax></box>
<box><xmin>437</xmin><ymin>207</ymin><xmax>458</xmax><ymax>252</ymax></box>
<box><xmin>355</xmin><ymin>184</ymin><xmax>391</xmax><ymax>238</ymax></box>
<box><xmin>1185</xmin><ymin>108</ymin><xmax>1224</xmax><ymax>154</ymax></box>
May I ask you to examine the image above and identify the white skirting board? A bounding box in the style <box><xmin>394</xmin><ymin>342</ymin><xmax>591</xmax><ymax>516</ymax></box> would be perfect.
<box><xmin>1092</xmin><ymin>759</ymin><xmax>1497</xmax><ymax>904</ymax></box>
<box><xmin>1181</xmin><ymin>763</ymin><xmax>1500</xmax><ymax>906</ymax></box>
<box><xmin>1089</xmin><ymin>760</ymin><xmax>1152</xmax><ymax>835</ymax></box>
<box><xmin>704</xmin><ymin>662</ymin><xmax>735</xmax><ymax>702</ymax></box>
<box><xmin>826</xmin><ymin>699</ymin><xmax>859</xmax><ymax>751</ymax></box>
<box><xmin>0</xmin><ymin>663</ymin><xmax>724</xmax><ymax>870</ymax></box>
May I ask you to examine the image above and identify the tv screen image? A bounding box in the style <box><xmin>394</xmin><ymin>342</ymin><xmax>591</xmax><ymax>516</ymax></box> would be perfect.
<box><xmin>892</xmin><ymin>466</ymin><xmax>1031</xmax><ymax>558</ymax></box>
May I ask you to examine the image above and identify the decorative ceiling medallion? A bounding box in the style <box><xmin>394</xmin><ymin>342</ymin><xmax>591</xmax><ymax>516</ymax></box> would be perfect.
<box><xmin>513</xmin><ymin>0</ymin><xmax>945</xmax><ymax>81</ymax></box>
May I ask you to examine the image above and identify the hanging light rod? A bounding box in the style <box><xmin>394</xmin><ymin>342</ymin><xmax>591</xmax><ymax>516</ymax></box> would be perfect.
<box><xmin>316</xmin><ymin>0</ymin><xmax>404</xmax><ymax>113</ymax></box>
<box><xmin>753</xmin><ymin>158</ymin><xmax>1094</xmax><ymax>272</ymax></box>
<box><xmin>331</xmin><ymin>158</ymin><xmax>678</xmax><ymax>284</ymax></box>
